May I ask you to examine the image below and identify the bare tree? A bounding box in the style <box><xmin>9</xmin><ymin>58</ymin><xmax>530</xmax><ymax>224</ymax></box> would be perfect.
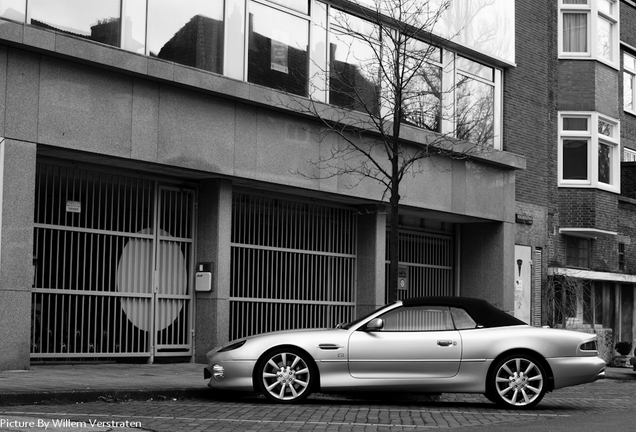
<box><xmin>280</xmin><ymin>0</ymin><xmax>497</xmax><ymax>302</ymax></box>
<box><xmin>544</xmin><ymin>275</ymin><xmax>597</xmax><ymax>330</ymax></box>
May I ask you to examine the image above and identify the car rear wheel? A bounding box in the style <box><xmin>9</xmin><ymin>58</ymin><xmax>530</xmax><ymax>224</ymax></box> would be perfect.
<box><xmin>489</xmin><ymin>354</ymin><xmax>547</xmax><ymax>409</ymax></box>
<box><xmin>257</xmin><ymin>348</ymin><xmax>314</xmax><ymax>403</ymax></box>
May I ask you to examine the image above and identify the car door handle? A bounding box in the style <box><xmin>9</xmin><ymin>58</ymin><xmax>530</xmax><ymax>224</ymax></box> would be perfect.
<box><xmin>437</xmin><ymin>340</ymin><xmax>455</xmax><ymax>347</ymax></box>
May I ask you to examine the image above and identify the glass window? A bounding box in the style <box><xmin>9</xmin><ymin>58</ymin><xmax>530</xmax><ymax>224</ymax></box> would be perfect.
<box><xmin>379</xmin><ymin>306</ymin><xmax>454</xmax><ymax>331</ymax></box>
<box><xmin>147</xmin><ymin>0</ymin><xmax>224</xmax><ymax>74</ymax></box>
<box><xmin>450</xmin><ymin>307</ymin><xmax>477</xmax><ymax>330</ymax></box>
<box><xmin>559</xmin><ymin>0</ymin><xmax>618</xmax><ymax>65</ymax></box>
<box><xmin>329</xmin><ymin>10</ymin><xmax>380</xmax><ymax>115</ymax></box>
<box><xmin>247</xmin><ymin>1</ymin><xmax>309</xmax><ymax>96</ymax></box>
<box><xmin>625</xmin><ymin>73</ymin><xmax>634</xmax><ymax>111</ymax></box>
<box><xmin>29</xmin><ymin>0</ymin><xmax>121</xmax><ymax>47</ymax></box>
<box><xmin>122</xmin><ymin>0</ymin><xmax>146</xmax><ymax>54</ymax></box>
<box><xmin>598</xmin><ymin>142</ymin><xmax>611</xmax><ymax>184</ymax></box>
<box><xmin>563</xmin><ymin>139</ymin><xmax>589</xmax><ymax>180</ymax></box>
<box><xmin>456</xmin><ymin>56</ymin><xmax>495</xmax><ymax>147</ymax></box>
<box><xmin>267</xmin><ymin>0</ymin><xmax>309</xmax><ymax>14</ymax></box>
<box><xmin>565</xmin><ymin>236</ymin><xmax>590</xmax><ymax>268</ymax></box>
<box><xmin>562</xmin><ymin>13</ymin><xmax>588</xmax><ymax>53</ymax></box>
<box><xmin>402</xmin><ymin>41</ymin><xmax>442</xmax><ymax>132</ymax></box>
<box><xmin>597</xmin><ymin>16</ymin><xmax>612</xmax><ymax>61</ymax></box>
<box><xmin>0</xmin><ymin>0</ymin><xmax>26</xmax><ymax>21</ymax></box>
<box><xmin>559</xmin><ymin>112</ymin><xmax>619</xmax><ymax>191</ymax></box>
<box><xmin>564</xmin><ymin>117</ymin><xmax>588</xmax><ymax>131</ymax></box>
<box><xmin>624</xmin><ymin>52</ymin><xmax>636</xmax><ymax>114</ymax></box>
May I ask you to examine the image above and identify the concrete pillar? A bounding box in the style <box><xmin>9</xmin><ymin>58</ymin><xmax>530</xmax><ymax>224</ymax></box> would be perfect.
<box><xmin>356</xmin><ymin>208</ymin><xmax>386</xmax><ymax>318</ymax></box>
<box><xmin>194</xmin><ymin>178</ymin><xmax>232</xmax><ymax>362</ymax></box>
<box><xmin>459</xmin><ymin>221</ymin><xmax>515</xmax><ymax>314</ymax></box>
<box><xmin>0</xmin><ymin>139</ymin><xmax>36</xmax><ymax>370</ymax></box>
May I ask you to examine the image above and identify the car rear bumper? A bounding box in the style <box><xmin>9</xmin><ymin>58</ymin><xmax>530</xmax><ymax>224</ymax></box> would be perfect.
<box><xmin>547</xmin><ymin>356</ymin><xmax>606</xmax><ymax>389</ymax></box>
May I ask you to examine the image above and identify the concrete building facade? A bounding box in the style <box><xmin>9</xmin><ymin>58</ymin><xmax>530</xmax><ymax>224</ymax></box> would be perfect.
<box><xmin>0</xmin><ymin>0</ymin><xmax>523</xmax><ymax>370</ymax></box>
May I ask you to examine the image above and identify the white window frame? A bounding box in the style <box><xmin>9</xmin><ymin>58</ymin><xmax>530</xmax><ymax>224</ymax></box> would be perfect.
<box><xmin>558</xmin><ymin>111</ymin><xmax>620</xmax><ymax>192</ymax></box>
<box><xmin>451</xmin><ymin>54</ymin><xmax>502</xmax><ymax>150</ymax></box>
<box><xmin>624</xmin><ymin>52</ymin><xmax>636</xmax><ymax>115</ymax></box>
<box><xmin>558</xmin><ymin>0</ymin><xmax>619</xmax><ymax>68</ymax></box>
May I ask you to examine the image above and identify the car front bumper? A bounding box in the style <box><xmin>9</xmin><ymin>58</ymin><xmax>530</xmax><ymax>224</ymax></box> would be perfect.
<box><xmin>204</xmin><ymin>357</ymin><xmax>257</xmax><ymax>391</ymax></box>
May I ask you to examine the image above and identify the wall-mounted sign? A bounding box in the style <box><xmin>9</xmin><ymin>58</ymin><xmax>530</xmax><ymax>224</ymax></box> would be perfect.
<box><xmin>515</xmin><ymin>213</ymin><xmax>533</xmax><ymax>225</ymax></box>
<box><xmin>398</xmin><ymin>265</ymin><xmax>408</xmax><ymax>291</ymax></box>
<box><xmin>66</xmin><ymin>200</ymin><xmax>81</xmax><ymax>213</ymax></box>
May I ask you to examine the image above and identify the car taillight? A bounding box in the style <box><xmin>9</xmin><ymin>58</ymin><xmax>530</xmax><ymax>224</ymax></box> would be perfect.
<box><xmin>579</xmin><ymin>340</ymin><xmax>598</xmax><ymax>351</ymax></box>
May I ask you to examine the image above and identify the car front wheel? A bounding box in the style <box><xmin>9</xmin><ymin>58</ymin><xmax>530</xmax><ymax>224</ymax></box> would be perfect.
<box><xmin>257</xmin><ymin>348</ymin><xmax>314</xmax><ymax>403</ymax></box>
<box><xmin>489</xmin><ymin>354</ymin><xmax>547</xmax><ymax>409</ymax></box>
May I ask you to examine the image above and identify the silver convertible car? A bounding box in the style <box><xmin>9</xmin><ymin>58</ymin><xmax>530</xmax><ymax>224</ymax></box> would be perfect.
<box><xmin>204</xmin><ymin>297</ymin><xmax>605</xmax><ymax>408</ymax></box>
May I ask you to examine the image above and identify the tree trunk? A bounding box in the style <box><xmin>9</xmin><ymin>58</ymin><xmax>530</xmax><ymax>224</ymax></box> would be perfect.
<box><xmin>387</xmin><ymin>135</ymin><xmax>401</xmax><ymax>303</ymax></box>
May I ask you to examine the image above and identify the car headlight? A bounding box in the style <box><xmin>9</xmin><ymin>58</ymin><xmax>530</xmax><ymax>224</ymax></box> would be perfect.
<box><xmin>212</xmin><ymin>364</ymin><xmax>225</xmax><ymax>380</ymax></box>
<box><xmin>218</xmin><ymin>340</ymin><xmax>246</xmax><ymax>352</ymax></box>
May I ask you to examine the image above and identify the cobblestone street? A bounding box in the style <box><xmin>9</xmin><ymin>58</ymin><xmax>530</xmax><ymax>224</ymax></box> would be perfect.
<box><xmin>2</xmin><ymin>378</ymin><xmax>634</xmax><ymax>431</ymax></box>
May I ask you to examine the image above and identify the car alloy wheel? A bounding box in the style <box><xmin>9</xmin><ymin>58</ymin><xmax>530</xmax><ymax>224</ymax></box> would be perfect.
<box><xmin>490</xmin><ymin>354</ymin><xmax>546</xmax><ymax>409</ymax></box>
<box><xmin>258</xmin><ymin>348</ymin><xmax>313</xmax><ymax>403</ymax></box>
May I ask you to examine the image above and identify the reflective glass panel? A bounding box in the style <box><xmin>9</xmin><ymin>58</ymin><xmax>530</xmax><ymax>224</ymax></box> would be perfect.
<box><xmin>625</xmin><ymin>54</ymin><xmax>636</xmax><ymax>71</ymax></box>
<box><xmin>563</xmin><ymin>13</ymin><xmax>588</xmax><ymax>53</ymax></box>
<box><xmin>147</xmin><ymin>0</ymin><xmax>224</xmax><ymax>74</ymax></box>
<box><xmin>598</xmin><ymin>0</ymin><xmax>613</xmax><ymax>16</ymax></box>
<box><xmin>0</xmin><ymin>0</ymin><xmax>26</xmax><ymax>21</ymax></box>
<box><xmin>597</xmin><ymin>16</ymin><xmax>612</xmax><ymax>61</ymax></box>
<box><xmin>565</xmin><ymin>237</ymin><xmax>589</xmax><ymax>268</ymax></box>
<box><xmin>402</xmin><ymin>62</ymin><xmax>442</xmax><ymax>132</ymax></box>
<box><xmin>30</xmin><ymin>0</ymin><xmax>121</xmax><ymax>47</ymax></box>
<box><xmin>379</xmin><ymin>306</ymin><xmax>454</xmax><ymax>332</ymax></box>
<box><xmin>624</xmin><ymin>73</ymin><xmax>634</xmax><ymax>111</ymax></box>
<box><xmin>248</xmin><ymin>1</ymin><xmax>309</xmax><ymax>96</ymax></box>
<box><xmin>329</xmin><ymin>11</ymin><xmax>380</xmax><ymax>115</ymax></box>
<box><xmin>563</xmin><ymin>139</ymin><xmax>588</xmax><ymax>180</ymax></box>
<box><xmin>457</xmin><ymin>56</ymin><xmax>493</xmax><ymax>81</ymax></box>
<box><xmin>122</xmin><ymin>0</ymin><xmax>146</xmax><ymax>54</ymax></box>
<box><xmin>563</xmin><ymin>117</ymin><xmax>588</xmax><ymax>131</ymax></box>
<box><xmin>456</xmin><ymin>75</ymin><xmax>494</xmax><ymax>147</ymax></box>
<box><xmin>401</xmin><ymin>39</ymin><xmax>441</xmax><ymax>131</ymax></box>
<box><xmin>598</xmin><ymin>142</ymin><xmax>611</xmax><ymax>184</ymax></box>
<box><xmin>598</xmin><ymin>120</ymin><xmax>613</xmax><ymax>137</ymax></box>
<box><xmin>267</xmin><ymin>0</ymin><xmax>309</xmax><ymax>15</ymax></box>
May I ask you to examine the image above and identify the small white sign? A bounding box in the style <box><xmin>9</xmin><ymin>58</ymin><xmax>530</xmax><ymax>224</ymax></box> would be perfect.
<box><xmin>66</xmin><ymin>200</ymin><xmax>81</xmax><ymax>213</ymax></box>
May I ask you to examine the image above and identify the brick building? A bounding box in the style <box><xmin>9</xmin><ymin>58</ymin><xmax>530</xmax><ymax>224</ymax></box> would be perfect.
<box><xmin>508</xmin><ymin>0</ymin><xmax>636</xmax><ymax>360</ymax></box>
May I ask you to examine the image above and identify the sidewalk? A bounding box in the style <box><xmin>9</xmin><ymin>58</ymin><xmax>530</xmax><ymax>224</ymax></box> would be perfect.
<box><xmin>0</xmin><ymin>362</ymin><xmax>210</xmax><ymax>405</ymax></box>
<box><xmin>0</xmin><ymin>363</ymin><xmax>634</xmax><ymax>406</ymax></box>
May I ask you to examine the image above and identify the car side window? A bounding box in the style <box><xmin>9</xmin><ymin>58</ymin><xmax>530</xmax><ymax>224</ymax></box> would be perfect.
<box><xmin>450</xmin><ymin>307</ymin><xmax>477</xmax><ymax>329</ymax></box>
<box><xmin>379</xmin><ymin>306</ymin><xmax>454</xmax><ymax>331</ymax></box>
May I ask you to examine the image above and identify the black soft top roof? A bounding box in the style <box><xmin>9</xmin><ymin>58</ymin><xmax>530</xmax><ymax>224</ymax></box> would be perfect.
<box><xmin>401</xmin><ymin>296</ymin><xmax>525</xmax><ymax>328</ymax></box>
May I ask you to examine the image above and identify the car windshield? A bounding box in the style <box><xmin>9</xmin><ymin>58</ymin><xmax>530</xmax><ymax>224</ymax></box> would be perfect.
<box><xmin>337</xmin><ymin>303</ymin><xmax>397</xmax><ymax>330</ymax></box>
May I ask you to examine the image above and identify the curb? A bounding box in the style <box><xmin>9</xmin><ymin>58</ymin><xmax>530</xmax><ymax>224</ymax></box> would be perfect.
<box><xmin>0</xmin><ymin>388</ymin><xmax>212</xmax><ymax>406</ymax></box>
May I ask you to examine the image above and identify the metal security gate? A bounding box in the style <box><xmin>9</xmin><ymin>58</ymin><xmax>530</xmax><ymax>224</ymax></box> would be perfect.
<box><xmin>31</xmin><ymin>162</ymin><xmax>196</xmax><ymax>361</ymax></box>
<box><xmin>385</xmin><ymin>230</ymin><xmax>454</xmax><ymax>302</ymax></box>
<box><xmin>230</xmin><ymin>192</ymin><xmax>357</xmax><ymax>340</ymax></box>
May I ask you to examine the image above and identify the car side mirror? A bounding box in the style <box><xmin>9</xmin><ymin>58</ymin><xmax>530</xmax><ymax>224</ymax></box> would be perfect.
<box><xmin>365</xmin><ymin>318</ymin><xmax>384</xmax><ymax>331</ymax></box>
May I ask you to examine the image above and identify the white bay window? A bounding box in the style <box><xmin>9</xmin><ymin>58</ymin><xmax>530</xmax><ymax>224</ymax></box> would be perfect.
<box><xmin>559</xmin><ymin>0</ymin><xmax>619</xmax><ymax>67</ymax></box>
<box><xmin>558</xmin><ymin>112</ymin><xmax>620</xmax><ymax>192</ymax></box>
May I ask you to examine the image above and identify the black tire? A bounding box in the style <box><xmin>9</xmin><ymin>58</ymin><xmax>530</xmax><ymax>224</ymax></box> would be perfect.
<box><xmin>256</xmin><ymin>347</ymin><xmax>315</xmax><ymax>403</ymax></box>
<box><xmin>488</xmin><ymin>354</ymin><xmax>547</xmax><ymax>409</ymax></box>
